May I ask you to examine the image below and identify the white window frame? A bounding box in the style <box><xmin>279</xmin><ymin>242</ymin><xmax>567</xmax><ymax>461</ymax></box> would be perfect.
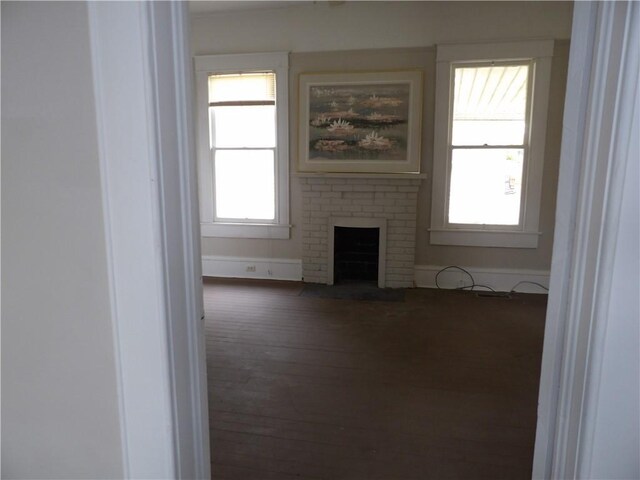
<box><xmin>430</xmin><ymin>40</ymin><xmax>553</xmax><ymax>248</ymax></box>
<box><xmin>194</xmin><ymin>52</ymin><xmax>290</xmax><ymax>239</ymax></box>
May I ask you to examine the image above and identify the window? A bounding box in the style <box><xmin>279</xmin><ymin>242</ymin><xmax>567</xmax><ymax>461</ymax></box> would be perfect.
<box><xmin>195</xmin><ymin>53</ymin><xmax>290</xmax><ymax>238</ymax></box>
<box><xmin>430</xmin><ymin>41</ymin><xmax>553</xmax><ymax>248</ymax></box>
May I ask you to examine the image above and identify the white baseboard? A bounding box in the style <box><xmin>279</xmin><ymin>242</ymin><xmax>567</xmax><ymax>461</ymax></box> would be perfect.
<box><xmin>414</xmin><ymin>265</ymin><xmax>550</xmax><ymax>293</ymax></box>
<box><xmin>201</xmin><ymin>258</ymin><xmax>548</xmax><ymax>292</ymax></box>
<box><xmin>202</xmin><ymin>255</ymin><xmax>302</xmax><ymax>281</ymax></box>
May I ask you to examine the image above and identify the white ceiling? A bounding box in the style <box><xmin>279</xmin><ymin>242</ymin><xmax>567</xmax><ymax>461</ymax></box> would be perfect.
<box><xmin>188</xmin><ymin>1</ymin><xmax>314</xmax><ymax>15</ymax></box>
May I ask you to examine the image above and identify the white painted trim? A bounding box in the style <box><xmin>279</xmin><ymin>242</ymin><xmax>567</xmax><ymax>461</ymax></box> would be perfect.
<box><xmin>430</xmin><ymin>39</ymin><xmax>553</xmax><ymax>248</ymax></box>
<box><xmin>577</xmin><ymin>4</ymin><xmax>639</xmax><ymax>477</ymax></box>
<box><xmin>200</xmin><ymin>222</ymin><xmax>291</xmax><ymax>239</ymax></box>
<box><xmin>194</xmin><ymin>51</ymin><xmax>290</xmax><ymax>233</ymax></box>
<box><xmin>195</xmin><ymin>58</ymin><xmax>214</xmax><ymax>224</ymax></box>
<box><xmin>89</xmin><ymin>2</ymin><xmax>210</xmax><ymax>478</ymax></box>
<box><xmin>150</xmin><ymin>2</ymin><xmax>211</xmax><ymax>478</ymax></box>
<box><xmin>328</xmin><ymin>217</ymin><xmax>387</xmax><ymax>288</ymax></box>
<box><xmin>202</xmin><ymin>255</ymin><xmax>302</xmax><ymax>281</ymax></box>
<box><xmin>88</xmin><ymin>3</ymin><xmax>176</xmax><ymax>477</ymax></box>
<box><xmin>294</xmin><ymin>172</ymin><xmax>427</xmax><ymax>179</ymax></box>
<box><xmin>428</xmin><ymin>229</ymin><xmax>540</xmax><ymax>248</ymax></box>
<box><xmin>533</xmin><ymin>5</ymin><xmax>599</xmax><ymax>477</ymax></box>
<box><xmin>533</xmin><ymin>2</ymin><xmax>639</xmax><ymax>478</ymax></box>
<box><xmin>414</xmin><ymin>265</ymin><xmax>549</xmax><ymax>293</ymax></box>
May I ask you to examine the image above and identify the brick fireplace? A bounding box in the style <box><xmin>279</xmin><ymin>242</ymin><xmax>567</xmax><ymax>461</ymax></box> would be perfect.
<box><xmin>299</xmin><ymin>175</ymin><xmax>423</xmax><ymax>288</ymax></box>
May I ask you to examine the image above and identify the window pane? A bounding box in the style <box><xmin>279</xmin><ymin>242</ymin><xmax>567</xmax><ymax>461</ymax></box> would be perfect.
<box><xmin>448</xmin><ymin>148</ymin><xmax>524</xmax><ymax>225</ymax></box>
<box><xmin>452</xmin><ymin>64</ymin><xmax>528</xmax><ymax>146</ymax></box>
<box><xmin>208</xmin><ymin>72</ymin><xmax>275</xmax><ymax>103</ymax></box>
<box><xmin>215</xmin><ymin>150</ymin><xmax>275</xmax><ymax>220</ymax></box>
<box><xmin>210</xmin><ymin>105</ymin><xmax>276</xmax><ymax>148</ymax></box>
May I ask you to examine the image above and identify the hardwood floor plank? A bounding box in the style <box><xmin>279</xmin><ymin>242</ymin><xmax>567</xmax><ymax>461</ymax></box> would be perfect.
<box><xmin>204</xmin><ymin>279</ymin><xmax>546</xmax><ymax>479</ymax></box>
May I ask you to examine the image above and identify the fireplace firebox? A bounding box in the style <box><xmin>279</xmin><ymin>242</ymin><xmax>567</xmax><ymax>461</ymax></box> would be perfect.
<box><xmin>327</xmin><ymin>217</ymin><xmax>387</xmax><ymax>288</ymax></box>
<box><xmin>333</xmin><ymin>227</ymin><xmax>379</xmax><ymax>284</ymax></box>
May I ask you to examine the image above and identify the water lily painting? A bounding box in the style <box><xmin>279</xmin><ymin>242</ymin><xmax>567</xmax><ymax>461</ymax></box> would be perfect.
<box><xmin>298</xmin><ymin>71</ymin><xmax>423</xmax><ymax>173</ymax></box>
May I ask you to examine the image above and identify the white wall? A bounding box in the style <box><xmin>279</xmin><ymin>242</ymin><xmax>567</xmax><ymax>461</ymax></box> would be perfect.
<box><xmin>1</xmin><ymin>2</ymin><xmax>124</xmax><ymax>477</ymax></box>
<box><xmin>191</xmin><ymin>1</ymin><xmax>573</xmax><ymax>274</ymax></box>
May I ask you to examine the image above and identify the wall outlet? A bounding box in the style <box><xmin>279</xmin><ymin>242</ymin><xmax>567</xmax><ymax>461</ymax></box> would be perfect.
<box><xmin>457</xmin><ymin>279</ymin><xmax>465</xmax><ymax>288</ymax></box>
<box><xmin>267</xmin><ymin>269</ymin><xmax>273</xmax><ymax>276</ymax></box>
<box><xmin>246</xmin><ymin>265</ymin><xmax>256</xmax><ymax>272</ymax></box>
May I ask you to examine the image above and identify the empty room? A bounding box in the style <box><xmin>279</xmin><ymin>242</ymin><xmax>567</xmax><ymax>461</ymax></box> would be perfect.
<box><xmin>192</xmin><ymin>1</ymin><xmax>569</xmax><ymax>478</ymax></box>
<box><xmin>4</xmin><ymin>1</ymin><xmax>639</xmax><ymax>479</ymax></box>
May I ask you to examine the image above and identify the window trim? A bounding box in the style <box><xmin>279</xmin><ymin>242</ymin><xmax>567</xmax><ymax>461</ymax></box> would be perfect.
<box><xmin>194</xmin><ymin>52</ymin><xmax>290</xmax><ymax>239</ymax></box>
<box><xmin>430</xmin><ymin>40</ymin><xmax>553</xmax><ymax>248</ymax></box>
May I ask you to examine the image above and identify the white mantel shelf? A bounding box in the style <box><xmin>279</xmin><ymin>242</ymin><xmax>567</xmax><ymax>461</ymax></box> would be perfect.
<box><xmin>294</xmin><ymin>172</ymin><xmax>427</xmax><ymax>179</ymax></box>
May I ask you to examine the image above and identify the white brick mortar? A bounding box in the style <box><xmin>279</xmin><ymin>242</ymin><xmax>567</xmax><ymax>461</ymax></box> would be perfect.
<box><xmin>299</xmin><ymin>177</ymin><xmax>421</xmax><ymax>288</ymax></box>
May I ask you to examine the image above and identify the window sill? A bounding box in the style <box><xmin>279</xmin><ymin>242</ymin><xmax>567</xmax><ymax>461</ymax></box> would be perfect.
<box><xmin>429</xmin><ymin>228</ymin><xmax>540</xmax><ymax>248</ymax></box>
<box><xmin>201</xmin><ymin>222</ymin><xmax>291</xmax><ymax>239</ymax></box>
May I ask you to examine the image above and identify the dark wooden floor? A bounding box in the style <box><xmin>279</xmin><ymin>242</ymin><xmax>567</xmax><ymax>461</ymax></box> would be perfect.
<box><xmin>204</xmin><ymin>278</ymin><xmax>547</xmax><ymax>479</ymax></box>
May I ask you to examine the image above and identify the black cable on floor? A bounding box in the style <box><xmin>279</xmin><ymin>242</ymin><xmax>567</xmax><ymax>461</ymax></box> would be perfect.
<box><xmin>509</xmin><ymin>281</ymin><xmax>549</xmax><ymax>293</ymax></box>
<box><xmin>435</xmin><ymin>265</ymin><xmax>496</xmax><ymax>292</ymax></box>
<box><xmin>435</xmin><ymin>266</ymin><xmax>549</xmax><ymax>294</ymax></box>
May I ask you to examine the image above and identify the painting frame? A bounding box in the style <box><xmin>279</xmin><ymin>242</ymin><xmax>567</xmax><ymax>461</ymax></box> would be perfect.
<box><xmin>298</xmin><ymin>70</ymin><xmax>423</xmax><ymax>173</ymax></box>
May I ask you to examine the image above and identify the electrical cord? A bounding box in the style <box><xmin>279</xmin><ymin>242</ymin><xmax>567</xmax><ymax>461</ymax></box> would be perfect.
<box><xmin>435</xmin><ymin>265</ymin><xmax>473</xmax><ymax>288</ymax></box>
<box><xmin>458</xmin><ymin>284</ymin><xmax>497</xmax><ymax>292</ymax></box>
<box><xmin>434</xmin><ymin>265</ymin><xmax>496</xmax><ymax>292</ymax></box>
<box><xmin>509</xmin><ymin>281</ymin><xmax>549</xmax><ymax>293</ymax></box>
<box><xmin>435</xmin><ymin>265</ymin><xmax>549</xmax><ymax>294</ymax></box>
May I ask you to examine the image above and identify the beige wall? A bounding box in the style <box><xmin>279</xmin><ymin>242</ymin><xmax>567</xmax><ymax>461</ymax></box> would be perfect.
<box><xmin>192</xmin><ymin>1</ymin><xmax>572</xmax><ymax>271</ymax></box>
<box><xmin>1</xmin><ymin>2</ymin><xmax>124</xmax><ymax>477</ymax></box>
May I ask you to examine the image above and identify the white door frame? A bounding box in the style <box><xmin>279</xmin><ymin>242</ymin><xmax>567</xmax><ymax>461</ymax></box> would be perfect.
<box><xmin>87</xmin><ymin>0</ymin><xmax>637</xmax><ymax>477</ymax></box>
<box><xmin>88</xmin><ymin>1</ymin><xmax>210</xmax><ymax>478</ymax></box>
<box><xmin>533</xmin><ymin>2</ymin><xmax>639</xmax><ymax>478</ymax></box>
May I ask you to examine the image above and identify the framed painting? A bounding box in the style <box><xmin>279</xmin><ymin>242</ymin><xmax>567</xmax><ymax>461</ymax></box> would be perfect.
<box><xmin>298</xmin><ymin>70</ymin><xmax>423</xmax><ymax>173</ymax></box>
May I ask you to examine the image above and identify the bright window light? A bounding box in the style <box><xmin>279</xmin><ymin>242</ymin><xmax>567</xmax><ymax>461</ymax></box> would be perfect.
<box><xmin>447</xmin><ymin>63</ymin><xmax>530</xmax><ymax>226</ymax></box>
<box><xmin>208</xmin><ymin>71</ymin><xmax>278</xmax><ymax>223</ymax></box>
<box><xmin>210</xmin><ymin>106</ymin><xmax>275</xmax><ymax>148</ymax></box>
<box><xmin>449</xmin><ymin>148</ymin><xmax>523</xmax><ymax>225</ymax></box>
<box><xmin>215</xmin><ymin>150</ymin><xmax>275</xmax><ymax>220</ymax></box>
<box><xmin>208</xmin><ymin>72</ymin><xmax>275</xmax><ymax>103</ymax></box>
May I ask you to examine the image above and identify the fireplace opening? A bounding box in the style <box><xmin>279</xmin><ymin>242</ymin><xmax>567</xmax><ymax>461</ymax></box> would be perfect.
<box><xmin>333</xmin><ymin>226</ymin><xmax>379</xmax><ymax>284</ymax></box>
